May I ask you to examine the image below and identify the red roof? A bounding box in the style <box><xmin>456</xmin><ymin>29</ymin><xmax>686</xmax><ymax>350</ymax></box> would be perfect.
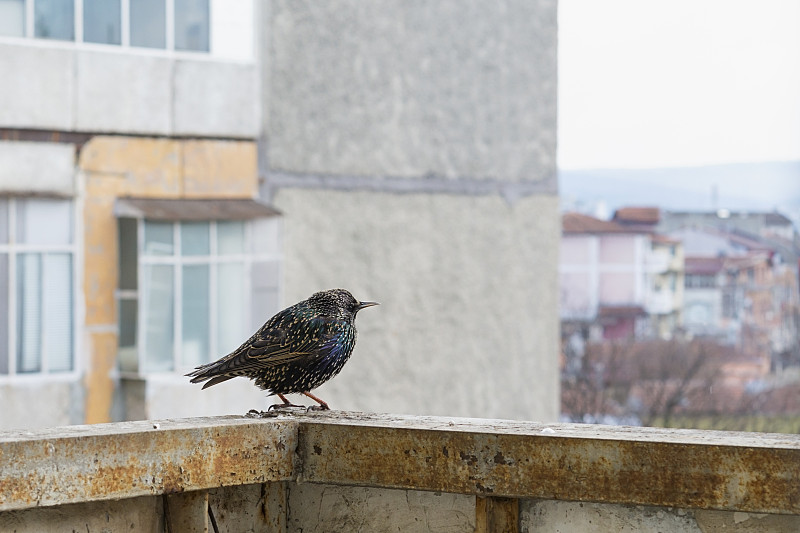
<box><xmin>563</xmin><ymin>213</ymin><xmax>635</xmax><ymax>234</ymax></box>
<box><xmin>613</xmin><ymin>207</ymin><xmax>661</xmax><ymax>224</ymax></box>
<box><xmin>685</xmin><ymin>257</ymin><xmax>724</xmax><ymax>275</ymax></box>
<box><xmin>597</xmin><ymin>305</ymin><xmax>647</xmax><ymax>318</ymax></box>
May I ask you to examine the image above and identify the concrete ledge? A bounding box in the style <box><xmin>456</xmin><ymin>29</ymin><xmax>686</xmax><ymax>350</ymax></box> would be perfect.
<box><xmin>0</xmin><ymin>416</ymin><xmax>296</xmax><ymax>511</ymax></box>
<box><xmin>1</xmin><ymin>412</ymin><xmax>799</xmax><ymax>516</ymax></box>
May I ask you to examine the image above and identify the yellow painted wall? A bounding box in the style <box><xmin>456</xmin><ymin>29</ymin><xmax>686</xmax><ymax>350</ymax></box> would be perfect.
<box><xmin>79</xmin><ymin>137</ymin><xmax>258</xmax><ymax>423</ymax></box>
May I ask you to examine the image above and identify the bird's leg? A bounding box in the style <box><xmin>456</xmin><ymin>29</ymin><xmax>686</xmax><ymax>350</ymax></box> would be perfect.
<box><xmin>267</xmin><ymin>393</ymin><xmax>304</xmax><ymax>411</ymax></box>
<box><xmin>301</xmin><ymin>391</ymin><xmax>330</xmax><ymax>411</ymax></box>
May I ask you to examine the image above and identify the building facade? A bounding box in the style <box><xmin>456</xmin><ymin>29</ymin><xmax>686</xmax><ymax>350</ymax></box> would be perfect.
<box><xmin>0</xmin><ymin>0</ymin><xmax>279</xmax><ymax>428</ymax></box>
<box><xmin>1</xmin><ymin>0</ymin><xmax>561</xmax><ymax>428</ymax></box>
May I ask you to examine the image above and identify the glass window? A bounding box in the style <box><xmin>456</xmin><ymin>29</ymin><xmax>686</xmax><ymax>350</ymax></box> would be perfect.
<box><xmin>43</xmin><ymin>253</ymin><xmax>73</xmax><ymax>372</ymax></box>
<box><xmin>144</xmin><ymin>221</ymin><xmax>173</xmax><ymax>256</ymax></box>
<box><xmin>217</xmin><ymin>220</ymin><xmax>244</xmax><ymax>255</ymax></box>
<box><xmin>0</xmin><ymin>0</ymin><xmax>25</xmax><ymax>37</ymax></box>
<box><xmin>217</xmin><ymin>262</ymin><xmax>244</xmax><ymax>353</ymax></box>
<box><xmin>181</xmin><ymin>264</ymin><xmax>209</xmax><ymax>367</ymax></box>
<box><xmin>83</xmin><ymin>0</ymin><xmax>120</xmax><ymax>44</ymax></box>
<box><xmin>16</xmin><ymin>198</ymin><xmax>72</xmax><ymax>245</ymax></box>
<box><xmin>35</xmin><ymin>0</ymin><xmax>75</xmax><ymax>41</ymax></box>
<box><xmin>0</xmin><ymin>198</ymin><xmax>75</xmax><ymax>376</ymax></box>
<box><xmin>120</xmin><ymin>215</ymin><xmax>281</xmax><ymax>373</ymax></box>
<box><xmin>174</xmin><ymin>0</ymin><xmax>209</xmax><ymax>52</ymax></box>
<box><xmin>130</xmin><ymin>0</ymin><xmax>165</xmax><ymax>48</ymax></box>
<box><xmin>17</xmin><ymin>254</ymin><xmax>42</xmax><ymax>373</ymax></box>
<box><xmin>0</xmin><ymin>254</ymin><xmax>7</xmax><ymax>374</ymax></box>
<box><xmin>0</xmin><ymin>199</ymin><xmax>7</xmax><ymax>243</ymax></box>
<box><xmin>143</xmin><ymin>264</ymin><xmax>173</xmax><ymax>371</ymax></box>
<box><xmin>181</xmin><ymin>222</ymin><xmax>209</xmax><ymax>256</ymax></box>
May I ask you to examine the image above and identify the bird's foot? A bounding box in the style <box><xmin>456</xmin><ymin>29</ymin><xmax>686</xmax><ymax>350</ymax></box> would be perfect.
<box><xmin>306</xmin><ymin>404</ymin><xmax>330</xmax><ymax>412</ymax></box>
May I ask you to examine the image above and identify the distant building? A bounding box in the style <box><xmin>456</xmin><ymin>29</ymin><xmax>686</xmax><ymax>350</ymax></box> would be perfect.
<box><xmin>560</xmin><ymin>213</ymin><xmax>684</xmax><ymax>344</ymax></box>
<box><xmin>671</xmin><ymin>225</ymin><xmax>800</xmax><ymax>370</ymax></box>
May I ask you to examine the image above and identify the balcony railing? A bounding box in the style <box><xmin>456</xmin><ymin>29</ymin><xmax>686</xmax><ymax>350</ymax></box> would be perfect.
<box><xmin>1</xmin><ymin>412</ymin><xmax>799</xmax><ymax>532</ymax></box>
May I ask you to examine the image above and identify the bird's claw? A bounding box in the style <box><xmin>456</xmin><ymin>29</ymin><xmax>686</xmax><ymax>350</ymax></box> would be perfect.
<box><xmin>306</xmin><ymin>404</ymin><xmax>330</xmax><ymax>412</ymax></box>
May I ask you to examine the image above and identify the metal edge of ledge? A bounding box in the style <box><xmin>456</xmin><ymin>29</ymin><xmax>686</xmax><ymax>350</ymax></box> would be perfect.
<box><xmin>0</xmin><ymin>416</ymin><xmax>297</xmax><ymax>512</ymax></box>
<box><xmin>292</xmin><ymin>412</ymin><xmax>800</xmax><ymax>516</ymax></box>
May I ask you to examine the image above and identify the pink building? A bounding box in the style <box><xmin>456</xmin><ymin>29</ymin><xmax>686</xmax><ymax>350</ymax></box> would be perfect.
<box><xmin>560</xmin><ymin>213</ymin><xmax>683</xmax><ymax>341</ymax></box>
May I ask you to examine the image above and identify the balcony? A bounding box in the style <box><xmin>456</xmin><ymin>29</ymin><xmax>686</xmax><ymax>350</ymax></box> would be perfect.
<box><xmin>1</xmin><ymin>412</ymin><xmax>799</xmax><ymax>531</ymax></box>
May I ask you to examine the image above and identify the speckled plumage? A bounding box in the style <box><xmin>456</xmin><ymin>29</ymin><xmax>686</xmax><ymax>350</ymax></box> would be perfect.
<box><xmin>186</xmin><ymin>289</ymin><xmax>378</xmax><ymax>410</ymax></box>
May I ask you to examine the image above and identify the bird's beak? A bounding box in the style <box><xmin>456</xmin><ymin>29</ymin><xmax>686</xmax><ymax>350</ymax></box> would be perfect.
<box><xmin>357</xmin><ymin>301</ymin><xmax>379</xmax><ymax>311</ymax></box>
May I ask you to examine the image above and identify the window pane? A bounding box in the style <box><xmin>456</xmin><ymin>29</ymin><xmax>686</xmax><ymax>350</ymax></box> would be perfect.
<box><xmin>143</xmin><ymin>264</ymin><xmax>174</xmax><ymax>371</ymax></box>
<box><xmin>35</xmin><ymin>0</ymin><xmax>74</xmax><ymax>41</ymax></box>
<box><xmin>143</xmin><ymin>221</ymin><xmax>174</xmax><ymax>256</ymax></box>
<box><xmin>0</xmin><ymin>0</ymin><xmax>24</xmax><ymax>37</ymax></box>
<box><xmin>0</xmin><ymin>198</ymin><xmax>7</xmax><ymax>243</ymax></box>
<box><xmin>119</xmin><ymin>298</ymin><xmax>137</xmax><ymax>348</ymax></box>
<box><xmin>174</xmin><ymin>0</ymin><xmax>208</xmax><ymax>52</ymax></box>
<box><xmin>130</xmin><ymin>0</ymin><xmax>165</xmax><ymax>48</ymax></box>
<box><xmin>217</xmin><ymin>221</ymin><xmax>244</xmax><ymax>255</ymax></box>
<box><xmin>17</xmin><ymin>254</ymin><xmax>42</xmax><ymax>373</ymax></box>
<box><xmin>83</xmin><ymin>0</ymin><xmax>120</xmax><ymax>44</ymax></box>
<box><xmin>16</xmin><ymin>198</ymin><xmax>72</xmax><ymax>245</ymax></box>
<box><xmin>181</xmin><ymin>222</ymin><xmax>209</xmax><ymax>256</ymax></box>
<box><xmin>0</xmin><ymin>254</ymin><xmax>7</xmax><ymax>374</ymax></box>
<box><xmin>118</xmin><ymin>218</ymin><xmax>138</xmax><ymax>291</ymax></box>
<box><xmin>43</xmin><ymin>254</ymin><xmax>72</xmax><ymax>372</ymax></box>
<box><xmin>182</xmin><ymin>264</ymin><xmax>209</xmax><ymax>366</ymax></box>
<box><xmin>217</xmin><ymin>262</ymin><xmax>244</xmax><ymax>354</ymax></box>
<box><xmin>118</xmin><ymin>298</ymin><xmax>138</xmax><ymax>372</ymax></box>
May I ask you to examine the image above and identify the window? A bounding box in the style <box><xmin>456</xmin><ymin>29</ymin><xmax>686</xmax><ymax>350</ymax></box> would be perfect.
<box><xmin>83</xmin><ymin>0</ymin><xmax>120</xmax><ymax>45</ymax></box>
<box><xmin>117</xmin><ymin>210</ymin><xmax>281</xmax><ymax>374</ymax></box>
<box><xmin>35</xmin><ymin>0</ymin><xmax>74</xmax><ymax>41</ymax></box>
<box><xmin>0</xmin><ymin>0</ymin><xmax>25</xmax><ymax>37</ymax></box>
<box><xmin>130</xmin><ymin>0</ymin><xmax>165</xmax><ymax>49</ymax></box>
<box><xmin>685</xmin><ymin>274</ymin><xmax>716</xmax><ymax>289</ymax></box>
<box><xmin>174</xmin><ymin>0</ymin><xmax>208</xmax><ymax>52</ymax></box>
<box><xmin>3</xmin><ymin>0</ymin><xmax>210</xmax><ymax>53</ymax></box>
<box><xmin>0</xmin><ymin>198</ymin><xmax>75</xmax><ymax>375</ymax></box>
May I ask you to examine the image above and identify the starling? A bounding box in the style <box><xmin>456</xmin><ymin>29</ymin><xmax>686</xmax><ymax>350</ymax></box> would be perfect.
<box><xmin>186</xmin><ymin>289</ymin><xmax>378</xmax><ymax>410</ymax></box>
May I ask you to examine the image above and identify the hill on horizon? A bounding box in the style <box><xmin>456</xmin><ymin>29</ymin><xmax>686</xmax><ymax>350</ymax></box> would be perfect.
<box><xmin>560</xmin><ymin>161</ymin><xmax>800</xmax><ymax>224</ymax></box>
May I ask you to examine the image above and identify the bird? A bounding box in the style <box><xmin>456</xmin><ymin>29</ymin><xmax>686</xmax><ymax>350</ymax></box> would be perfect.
<box><xmin>186</xmin><ymin>288</ymin><xmax>378</xmax><ymax>410</ymax></box>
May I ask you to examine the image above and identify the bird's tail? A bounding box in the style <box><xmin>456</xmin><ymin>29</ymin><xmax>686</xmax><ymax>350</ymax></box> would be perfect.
<box><xmin>185</xmin><ymin>361</ymin><xmax>236</xmax><ymax>390</ymax></box>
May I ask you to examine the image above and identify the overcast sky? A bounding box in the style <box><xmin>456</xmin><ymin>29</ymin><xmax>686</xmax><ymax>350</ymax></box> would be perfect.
<box><xmin>558</xmin><ymin>0</ymin><xmax>800</xmax><ymax>170</ymax></box>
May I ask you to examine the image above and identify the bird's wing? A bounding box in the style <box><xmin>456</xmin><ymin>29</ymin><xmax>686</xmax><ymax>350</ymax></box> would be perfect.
<box><xmin>203</xmin><ymin>316</ymin><xmax>340</xmax><ymax>377</ymax></box>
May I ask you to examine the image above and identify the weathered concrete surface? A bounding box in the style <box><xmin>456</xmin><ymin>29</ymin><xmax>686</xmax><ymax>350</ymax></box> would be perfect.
<box><xmin>0</xmin><ymin>493</ymin><xmax>164</xmax><ymax>532</ymax></box>
<box><xmin>263</xmin><ymin>0</ymin><xmax>561</xmax><ymax>424</ymax></box>
<box><xmin>267</xmin><ymin>0</ymin><xmax>557</xmax><ymax>182</ymax></box>
<box><xmin>0</xmin><ymin>141</ymin><xmax>75</xmax><ymax>195</ymax></box>
<box><xmin>0</xmin><ymin>380</ymin><xmax>83</xmax><ymax>430</ymax></box>
<box><xmin>0</xmin><ymin>416</ymin><xmax>295</xmax><ymax>511</ymax></box>
<box><xmin>288</xmin><ymin>412</ymin><xmax>800</xmax><ymax>515</ymax></box>
<box><xmin>287</xmin><ymin>484</ymin><xmax>475</xmax><ymax>533</ymax></box>
<box><xmin>520</xmin><ymin>500</ymin><xmax>800</xmax><ymax>533</ymax></box>
<box><xmin>0</xmin><ymin>43</ymin><xmax>257</xmax><ymax>137</ymax></box>
<box><xmin>274</xmin><ymin>190</ymin><xmax>561</xmax><ymax>422</ymax></box>
<box><xmin>2</xmin><ymin>414</ymin><xmax>800</xmax><ymax>530</ymax></box>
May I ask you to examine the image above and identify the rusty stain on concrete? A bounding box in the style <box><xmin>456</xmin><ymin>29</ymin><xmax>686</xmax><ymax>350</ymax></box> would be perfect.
<box><xmin>0</xmin><ymin>417</ymin><xmax>295</xmax><ymax>511</ymax></box>
<box><xmin>1</xmin><ymin>413</ymin><xmax>799</xmax><ymax>518</ymax></box>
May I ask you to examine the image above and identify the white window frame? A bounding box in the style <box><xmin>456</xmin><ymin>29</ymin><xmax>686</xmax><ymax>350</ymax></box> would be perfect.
<box><xmin>118</xmin><ymin>217</ymin><xmax>281</xmax><ymax>376</ymax></box>
<box><xmin>2</xmin><ymin>0</ymin><xmax>239</xmax><ymax>59</ymax></box>
<box><xmin>0</xmin><ymin>197</ymin><xmax>80</xmax><ymax>380</ymax></box>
